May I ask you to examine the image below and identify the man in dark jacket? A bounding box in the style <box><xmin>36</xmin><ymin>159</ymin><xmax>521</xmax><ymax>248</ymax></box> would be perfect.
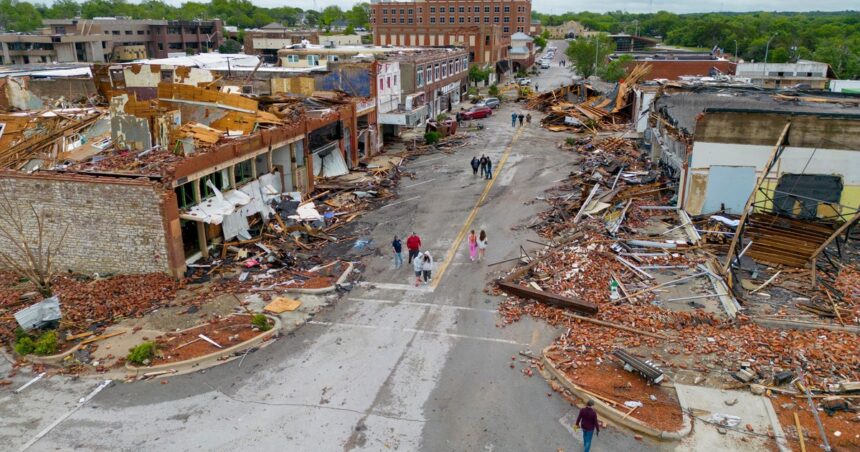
<box><xmin>406</xmin><ymin>232</ymin><xmax>422</xmax><ymax>264</ymax></box>
<box><xmin>392</xmin><ymin>236</ymin><xmax>403</xmax><ymax>268</ymax></box>
<box><xmin>575</xmin><ymin>400</ymin><xmax>600</xmax><ymax>452</ymax></box>
<box><xmin>470</xmin><ymin>156</ymin><xmax>480</xmax><ymax>176</ymax></box>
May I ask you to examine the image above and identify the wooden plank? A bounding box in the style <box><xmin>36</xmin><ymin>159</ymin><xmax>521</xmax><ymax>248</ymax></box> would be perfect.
<box><xmin>497</xmin><ymin>281</ymin><xmax>598</xmax><ymax>315</ymax></box>
<box><xmin>794</xmin><ymin>412</ymin><xmax>806</xmax><ymax>452</ymax></box>
<box><xmin>562</xmin><ymin>312</ymin><xmax>668</xmax><ymax>340</ymax></box>
<box><xmin>722</xmin><ymin>121</ymin><xmax>791</xmax><ymax>274</ymax></box>
<box><xmin>808</xmin><ymin>210</ymin><xmax>860</xmax><ymax>261</ymax></box>
<box><xmin>79</xmin><ymin>330</ymin><xmax>126</xmax><ymax>345</ymax></box>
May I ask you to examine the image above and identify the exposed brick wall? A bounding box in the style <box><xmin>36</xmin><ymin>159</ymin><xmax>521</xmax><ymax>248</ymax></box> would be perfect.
<box><xmin>0</xmin><ymin>173</ymin><xmax>171</xmax><ymax>276</ymax></box>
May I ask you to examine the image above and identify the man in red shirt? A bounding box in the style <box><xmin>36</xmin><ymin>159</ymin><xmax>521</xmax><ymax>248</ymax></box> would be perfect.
<box><xmin>575</xmin><ymin>400</ymin><xmax>600</xmax><ymax>452</ymax></box>
<box><xmin>406</xmin><ymin>232</ymin><xmax>422</xmax><ymax>264</ymax></box>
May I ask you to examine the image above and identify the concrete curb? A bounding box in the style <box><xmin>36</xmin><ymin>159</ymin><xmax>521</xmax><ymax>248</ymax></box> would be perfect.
<box><xmin>541</xmin><ymin>347</ymin><xmax>692</xmax><ymax>441</ymax></box>
<box><xmin>24</xmin><ymin>342</ymin><xmax>84</xmax><ymax>366</ymax></box>
<box><xmin>282</xmin><ymin>261</ymin><xmax>353</xmax><ymax>295</ymax></box>
<box><xmin>124</xmin><ymin>314</ymin><xmax>281</xmax><ymax>378</ymax></box>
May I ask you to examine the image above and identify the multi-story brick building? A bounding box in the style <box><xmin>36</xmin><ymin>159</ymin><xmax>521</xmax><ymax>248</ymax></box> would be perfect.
<box><xmin>370</xmin><ymin>0</ymin><xmax>531</xmax><ymax>74</ymax></box>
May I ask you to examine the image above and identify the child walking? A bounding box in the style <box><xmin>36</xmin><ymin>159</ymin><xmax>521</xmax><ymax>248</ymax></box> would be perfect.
<box><xmin>468</xmin><ymin>230</ymin><xmax>478</xmax><ymax>262</ymax></box>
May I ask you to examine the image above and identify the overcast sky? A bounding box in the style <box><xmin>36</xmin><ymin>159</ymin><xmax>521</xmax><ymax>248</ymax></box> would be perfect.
<box><xmin>249</xmin><ymin>0</ymin><xmax>857</xmax><ymax>14</ymax></box>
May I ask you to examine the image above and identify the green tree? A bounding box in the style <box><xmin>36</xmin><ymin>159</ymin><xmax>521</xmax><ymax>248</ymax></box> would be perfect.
<box><xmin>565</xmin><ymin>34</ymin><xmax>613</xmax><ymax>79</ymax></box>
<box><xmin>320</xmin><ymin>5</ymin><xmax>343</xmax><ymax>28</ymax></box>
<box><xmin>345</xmin><ymin>3</ymin><xmax>369</xmax><ymax>29</ymax></box>
<box><xmin>533</xmin><ymin>35</ymin><xmax>547</xmax><ymax>50</ymax></box>
<box><xmin>468</xmin><ymin>64</ymin><xmax>491</xmax><ymax>86</ymax></box>
<box><xmin>44</xmin><ymin>0</ymin><xmax>81</xmax><ymax>19</ymax></box>
<box><xmin>0</xmin><ymin>0</ymin><xmax>43</xmax><ymax>31</ymax></box>
<box><xmin>598</xmin><ymin>54</ymin><xmax>633</xmax><ymax>82</ymax></box>
<box><xmin>219</xmin><ymin>38</ymin><xmax>242</xmax><ymax>53</ymax></box>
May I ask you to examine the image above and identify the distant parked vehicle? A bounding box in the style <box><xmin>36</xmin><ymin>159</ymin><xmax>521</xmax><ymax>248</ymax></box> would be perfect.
<box><xmin>540</xmin><ymin>61</ymin><xmax>551</xmax><ymax>69</ymax></box>
<box><xmin>476</xmin><ymin>97</ymin><xmax>501</xmax><ymax>109</ymax></box>
<box><xmin>517</xmin><ymin>78</ymin><xmax>531</xmax><ymax>86</ymax></box>
<box><xmin>457</xmin><ymin>106</ymin><xmax>493</xmax><ymax>120</ymax></box>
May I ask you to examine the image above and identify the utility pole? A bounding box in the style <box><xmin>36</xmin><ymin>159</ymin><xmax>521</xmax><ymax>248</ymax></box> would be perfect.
<box><xmin>733</xmin><ymin>40</ymin><xmax>738</xmax><ymax>62</ymax></box>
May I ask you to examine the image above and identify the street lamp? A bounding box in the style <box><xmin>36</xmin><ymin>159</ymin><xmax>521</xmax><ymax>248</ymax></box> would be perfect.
<box><xmin>764</xmin><ymin>32</ymin><xmax>778</xmax><ymax>72</ymax></box>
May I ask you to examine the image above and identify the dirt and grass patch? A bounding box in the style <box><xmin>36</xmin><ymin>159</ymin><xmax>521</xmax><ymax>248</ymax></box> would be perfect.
<box><xmin>130</xmin><ymin>314</ymin><xmax>270</xmax><ymax>366</ymax></box>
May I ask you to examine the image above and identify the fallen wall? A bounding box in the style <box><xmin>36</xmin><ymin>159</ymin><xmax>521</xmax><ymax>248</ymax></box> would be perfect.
<box><xmin>0</xmin><ymin>173</ymin><xmax>172</xmax><ymax>276</ymax></box>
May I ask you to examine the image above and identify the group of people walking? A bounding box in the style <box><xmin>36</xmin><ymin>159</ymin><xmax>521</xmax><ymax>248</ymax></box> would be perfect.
<box><xmin>511</xmin><ymin>112</ymin><xmax>531</xmax><ymax>127</ymax></box>
<box><xmin>470</xmin><ymin>155</ymin><xmax>493</xmax><ymax>179</ymax></box>
<box><xmin>391</xmin><ymin>228</ymin><xmax>490</xmax><ymax>285</ymax></box>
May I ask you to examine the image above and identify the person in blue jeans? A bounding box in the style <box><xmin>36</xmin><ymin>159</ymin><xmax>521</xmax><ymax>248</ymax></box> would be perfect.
<box><xmin>392</xmin><ymin>235</ymin><xmax>403</xmax><ymax>269</ymax></box>
<box><xmin>575</xmin><ymin>400</ymin><xmax>600</xmax><ymax>452</ymax></box>
<box><xmin>511</xmin><ymin>112</ymin><xmax>517</xmax><ymax>127</ymax></box>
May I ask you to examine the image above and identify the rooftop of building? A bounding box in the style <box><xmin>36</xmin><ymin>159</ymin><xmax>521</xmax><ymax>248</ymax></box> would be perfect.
<box><xmin>656</xmin><ymin>86</ymin><xmax>860</xmax><ymax>134</ymax></box>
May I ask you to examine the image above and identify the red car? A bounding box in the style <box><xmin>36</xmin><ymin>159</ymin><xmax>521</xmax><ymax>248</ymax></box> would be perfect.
<box><xmin>457</xmin><ymin>106</ymin><xmax>493</xmax><ymax>121</ymax></box>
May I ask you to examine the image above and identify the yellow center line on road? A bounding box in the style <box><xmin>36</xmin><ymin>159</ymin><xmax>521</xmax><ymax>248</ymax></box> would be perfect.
<box><xmin>431</xmin><ymin>126</ymin><xmax>525</xmax><ymax>288</ymax></box>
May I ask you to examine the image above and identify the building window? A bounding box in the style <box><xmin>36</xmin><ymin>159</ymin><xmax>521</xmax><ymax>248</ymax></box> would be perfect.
<box><xmin>418</xmin><ymin>7</ymin><xmax>422</xmax><ymax>13</ymax></box>
<box><xmin>400</xmin><ymin>18</ymin><xmax>405</xmax><ymax>24</ymax></box>
<box><xmin>504</xmin><ymin>5</ymin><xmax>510</xmax><ymax>12</ymax></box>
<box><xmin>307</xmin><ymin>55</ymin><xmax>319</xmax><ymax>65</ymax></box>
<box><xmin>327</xmin><ymin>55</ymin><xmax>338</xmax><ymax>62</ymax></box>
<box><xmin>286</xmin><ymin>55</ymin><xmax>299</xmax><ymax>63</ymax></box>
<box><xmin>112</xmin><ymin>30</ymin><xmax>120</xmax><ymax>35</ymax></box>
<box><xmin>504</xmin><ymin>17</ymin><xmax>510</xmax><ymax>23</ymax></box>
<box><xmin>418</xmin><ymin>17</ymin><xmax>422</xmax><ymax>23</ymax></box>
<box><xmin>458</xmin><ymin>6</ymin><xmax>464</xmax><ymax>12</ymax></box>
<box><xmin>175</xmin><ymin>183</ymin><xmax>195</xmax><ymax>210</ymax></box>
<box><xmin>379</xmin><ymin>78</ymin><xmax>384</xmax><ymax>91</ymax></box>
<box><xmin>474</xmin><ymin>16</ymin><xmax>480</xmax><ymax>22</ymax></box>
<box><xmin>387</xmin><ymin>76</ymin><xmax>391</xmax><ymax>88</ymax></box>
<box><xmin>400</xmin><ymin>8</ymin><xmax>404</xmax><ymax>14</ymax></box>
<box><xmin>484</xmin><ymin>6</ymin><xmax>490</xmax><ymax>12</ymax></box>
<box><xmin>448</xmin><ymin>6</ymin><xmax>454</xmax><ymax>12</ymax></box>
<box><xmin>494</xmin><ymin>17</ymin><xmax>500</xmax><ymax>23</ymax></box>
<box><xmin>503</xmin><ymin>26</ymin><xmax>510</xmax><ymax>33</ymax></box>
<box><xmin>408</xmin><ymin>8</ymin><xmax>413</xmax><ymax>14</ymax></box>
<box><xmin>426</xmin><ymin>67</ymin><xmax>432</xmax><ymax>82</ymax></box>
<box><xmin>382</xmin><ymin>8</ymin><xmax>387</xmax><ymax>14</ymax></box>
<box><xmin>234</xmin><ymin>160</ymin><xmax>254</xmax><ymax>186</ymax></box>
<box><xmin>442</xmin><ymin>63</ymin><xmax>447</xmax><ymax>78</ymax></box>
<box><xmin>518</xmin><ymin>6</ymin><xmax>524</xmax><ymax>12</ymax></box>
<box><xmin>408</xmin><ymin>18</ymin><xmax>413</xmax><ymax>24</ymax></box>
<box><xmin>430</xmin><ymin>17</ymin><xmax>435</xmax><ymax>23</ymax></box>
<box><xmin>417</xmin><ymin>67</ymin><xmax>424</xmax><ymax>87</ymax></box>
<box><xmin>137</xmin><ymin>30</ymin><xmax>144</xmax><ymax>35</ymax></box>
<box><xmin>434</xmin><ymin>63</ymin><xmax>440</xmax><ymax>80</ymax></box>
<box><xmin>430</xmin><ymin>7</ymin><xmax>435</xmax><ymax>13</ymax></box>
<box><xmin>494</xmin><ymin>6</ymin><xmax>500</xmax><ymax>12</ymax></box>
<box><xmin>383</xmin><ymin>18</ymin><xmax>388</xmax><ymax>24</ymax></box>
<box><xmin>517</xmin><ymin>27</ymin><xmax>523</xmax><ymax>32</ymax></box>
<box><xmin>517</xmin><ymin>17</ymin><xmax>524</xmax><ymax>23</ymax></box>
<box><xmin>200</xmin><ymin>171</ymin><xmax>229</xmax><ymax>199</ymax></box>
<box><xmin>484</xmin><ymin>17</ymin><xmax>489</xmax><ymax>23</ymax></box>
<box><xmin>457</xmin><ymin>17</ymin><xmax>463</xmax><ymax>23</ymax></box>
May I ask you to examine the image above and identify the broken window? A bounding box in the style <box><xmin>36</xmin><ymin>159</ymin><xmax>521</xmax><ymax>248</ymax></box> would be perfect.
<box><xmin>175</xmin><ymin>182</ymin><xmax>195</xmax><ymax>210</ymax></box>
<box><xmin>234</xmin><ymin>159</ymin><xmax>254</xmax><ymax>186</ymax></box>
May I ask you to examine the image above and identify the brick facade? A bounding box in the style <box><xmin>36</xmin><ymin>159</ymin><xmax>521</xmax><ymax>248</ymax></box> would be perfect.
<box><xmin>0</xmin><ymin>173</ymin><xmax>173</xmax><ymax>276</ymax></box>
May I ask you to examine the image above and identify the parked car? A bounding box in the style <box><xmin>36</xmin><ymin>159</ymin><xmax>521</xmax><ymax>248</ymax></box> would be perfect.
<box><xmin>476</xmin><ymin>97</ymin><xmax>501</xmax><ymax>109</ymax></box>
<box><xmin>517</xmin><ymin>78</ymin><xmax>531</xmax><ymax>86</ymax></box>
<box><xmin>540</xmin><ymin>60</ymin><xmax>551</xmax><ymax>69</ymax></box>
<box><xmin>457</xmin><ymin>106</ymin><xmax>493</xmax><ymax>120</ymax></box>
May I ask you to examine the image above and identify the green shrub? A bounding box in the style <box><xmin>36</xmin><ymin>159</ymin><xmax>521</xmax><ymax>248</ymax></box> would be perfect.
<box><xmin>14</xmin><ymin>336</ymin><xmax>35</xmax><ymax>355</ymax></box>
<box><xmin>424</xmin><ymin>131</ymin><xmax>442</xmax><ymax>145</ymax></box>
<box><xmin>488</xmin><ymin>84</ymin><xmax>500</xmax><ymax>96</ymax></box>
<box><xmin>565</xmin><ymin>137</ymin><xmax>577</xmax><ymax>146</ymax></box>
<box><xmin>128</xmin><ymin>342</ymin><xmax>156</xmax><ymax>365</ymax></box>
<box><xmin>251</xmin><ymin>314</ymin><xmax>271</xmax><ymax>331</ymax></box>
<box><xmin>33</xmin><ymin>331</ymin><xmax>58</xmax><ymax>355</ymax></box>
<box><xmin>435</xmin><ymin>113</ymin><xmax>449</xmax><ymax>122</ymax></box>
<box><xmin>467</xmin><ymin>86</ymin><xmax>479</xmax><ymax>97</ymax></box>
<box><xmin>14</xmin><ymin>327</ymin><xmax>28</xmax><ymax>341</ymax></box>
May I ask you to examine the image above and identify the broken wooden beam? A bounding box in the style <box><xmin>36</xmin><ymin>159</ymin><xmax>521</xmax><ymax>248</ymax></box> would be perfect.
<box><xmin>497</xmin><ymin>281</ymin><xmax>598</xmax><ymax>315</ymax></box>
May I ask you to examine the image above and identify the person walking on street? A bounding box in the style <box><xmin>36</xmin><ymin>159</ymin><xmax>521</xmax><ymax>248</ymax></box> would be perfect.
<box><xmin>477</xmin><ymin>230</ymin><xmax>488</xmax><ymax>261</ymax></box>
<box><xmin>479</xmin><ymin>155</ymin><xmax>488</xmax><ymax>178</ymax></box>
<box><xmin>485</xmin><ymin>158</ymin><xmax>493</xmax><ymax>179</ymax></box>
<box><xmin>468</xmin><ymin>230</ymin><xmax>478</xmax><ymax>262</ymax></box>
<box><xmin>470</xmin><ymin>156</ymin><xmax>480</xmax><ymax>176</ymax></box>
<box><xmin>413</xmin><ymin>253</ymin><xmax>424</xmax><ymax>286</ymax></box>
<box><xmin>575</xmin><ymin>400</ymin><xmax>600</xmax><ymax>452</ymax></box>
<box><xmin>518</xmin><ymin>113</ymin><xmax>524</xmax><ymax>126</ymax></box>
<box><xmin>392</xmin><ymin>235</ymin><xmax>403</xmax><ymax>269</ymax></box>
<box><xmin>421</xmin><ymin>251</ymin><xmax>434</xmax><ymax>283</ymax></box>
<box><xmin>535</xmin><ymin>83</ymin><xmax>539</xmax><ymax>92</ymax></box>
<box><xmin>406</xmin><ymin>232</ymin><xmax>422</xmax><ymax>264</ymax></box>
<box><xmin>526</xmin><ymin>113</ymin><xmax>532</xmax><ymax>125</ymax></box>
<box><xmin>511</xmin><ymin>112</ymin><xmax>517</xmax><ymax>127</ymax></box>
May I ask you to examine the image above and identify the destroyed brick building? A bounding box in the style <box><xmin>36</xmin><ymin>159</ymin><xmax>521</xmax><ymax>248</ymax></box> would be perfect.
<box><xmin>0</xmin><ymin>63</ymin><xmax>381</xmax><ymax>278</ymax></box>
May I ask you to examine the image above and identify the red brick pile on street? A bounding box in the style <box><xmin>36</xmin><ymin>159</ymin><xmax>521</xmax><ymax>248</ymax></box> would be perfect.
<box><xmin>494</xmin><ymin>133</ymin><xmax>860</xmax><ymax>434</ymax></box>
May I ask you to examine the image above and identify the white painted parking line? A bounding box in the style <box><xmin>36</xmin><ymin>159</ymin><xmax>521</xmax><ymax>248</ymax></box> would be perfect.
<box><xmin>378</xmin><ymin>196</ymin><xmax>421</xmax><ymax>209</ymax></box>
<box><xmin>19</xmin><ymin>379</ymin><xmax>112</xmax><ymax>452</ymax></box>
<box><xmin>308</xmin><ymin>320</ymin><xmax>526</xmax><ymax>346</ymax></box>
<box><xmin>358</xmin><ymin>281</ymin><xmax>434</xmax><ymax>292</ymax></box>
<box><xmin>349</xmin><ymin>297</ymin><xmax>497</xmax><ymax>313</ymax></box>
<box><xmin>14</xmin><ymin>372</ymin><xmax>46</xmax><ymax>393</ymax></box>
<box><xmin>404</xmin><ymin>178</ymin><xmax>436</xmax><ymax>189</ymax></box>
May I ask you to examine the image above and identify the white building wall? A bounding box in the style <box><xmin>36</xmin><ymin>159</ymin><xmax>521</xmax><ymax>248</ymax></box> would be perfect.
<box><xmin>376</xmin><ymin>61</ymin><xmax>401</xmax><ymax>115</ymax></box>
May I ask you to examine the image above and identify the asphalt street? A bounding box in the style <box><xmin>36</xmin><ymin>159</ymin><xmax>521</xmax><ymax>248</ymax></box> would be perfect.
<box><xmin>1</xmin><ymin>41</ymin><xmax>669</xmax><ymax>452</ymax></box>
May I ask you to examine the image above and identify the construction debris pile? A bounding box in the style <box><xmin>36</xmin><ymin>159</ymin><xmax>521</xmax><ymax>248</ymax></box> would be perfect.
<box><xmin>495</xmin><ymin>130</ymin><xmax>860</xmax><ymax>434</ymax></box>
<box><xmin>527</xmin><ymin>64</ymin><xmax>651</xmax><ymax>133</ymax></box>
<box><xmin>0</xmin><ymin>273</ymin><xmax>179</xmax><ymax>343</ymax></box>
